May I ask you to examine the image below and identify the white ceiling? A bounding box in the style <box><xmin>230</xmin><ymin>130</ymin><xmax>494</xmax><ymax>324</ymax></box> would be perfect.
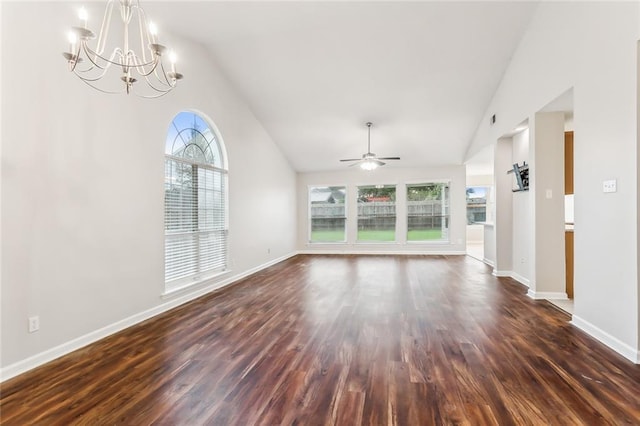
<box><xmin>152</xmin><ymin>1</ymin><xmax>539</xmax><ymax>172</ymax></box>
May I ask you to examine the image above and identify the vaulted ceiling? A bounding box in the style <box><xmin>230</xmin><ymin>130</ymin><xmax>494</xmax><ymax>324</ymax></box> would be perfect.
<box><xmin>153</xmin><ymin>1</ymin><xmax>539</xmax><ymax>172</ymax></box>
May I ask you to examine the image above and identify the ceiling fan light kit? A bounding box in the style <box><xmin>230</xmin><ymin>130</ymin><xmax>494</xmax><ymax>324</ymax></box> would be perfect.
<box><xmin>340</xmin><ymin>122</ymin><xmax>400</xmax><ymax>170</ymax></box>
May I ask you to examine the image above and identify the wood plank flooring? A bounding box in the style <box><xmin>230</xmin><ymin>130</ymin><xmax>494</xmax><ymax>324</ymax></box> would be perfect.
<box><xmin>1</xmin><ymin>254</ymin><xmax>639</xmax><ymax>424</ymax></box>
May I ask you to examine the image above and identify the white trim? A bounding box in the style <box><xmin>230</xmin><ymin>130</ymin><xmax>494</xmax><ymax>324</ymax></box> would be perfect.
<box><xmin>482</xmin><ymin>257</ymin><xmax>494</xmax><ymax>267</ymax></box>
<box><xmin>491</xmin><ymin>270</ymin><xmax>530</xmax><ymax>287</ymax></box>
<box><xmin>298</xmin><ymin>249</ymin><xmax>466</xmax><ymax>255</ymax></box>
<box><xmin>527</xmin><ymin>290</ymin><xmax>567</xmax><ymax>300</ymax></box>
<box><xmin>571</xmin><ymin>315</ymin><xmax>639</xmax><ymax>364</ymax></box>
<box><xmin>510</xmin><ymin>272</ymin><xmax>530</xmax><ymax>287</ymax></box>
<box><xmin>406</xmin><ymin>240</ymin><xmax>451</xmax><ymax>245</ymax></box>
<box><xmin>162</xmin><ymin>269</ymin><xmax>232</xmax><ymax>299</ymax></box>
<box><xmin>0</xmin><ymin>252</ymin><xmax>297</xmax><ymax>383</ymax></box>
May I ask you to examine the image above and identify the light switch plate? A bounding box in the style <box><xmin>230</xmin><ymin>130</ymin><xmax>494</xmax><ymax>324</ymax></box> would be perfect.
<box><xmin>603</xmin><ymin>179</ymin><xmax>617</xmax><ymax>193</ymax></box>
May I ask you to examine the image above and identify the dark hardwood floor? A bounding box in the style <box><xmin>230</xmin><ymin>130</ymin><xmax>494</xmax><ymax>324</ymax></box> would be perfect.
<box><xmin>1</xmin><ymin>254</ymin><xmax>639</xmax><ymax>424</ymax></box>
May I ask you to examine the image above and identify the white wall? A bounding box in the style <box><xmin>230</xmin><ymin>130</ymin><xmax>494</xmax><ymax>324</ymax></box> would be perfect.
<box><xmin>483</xmin><ymin>225</ymin><xmax>496</xmax><ymax>266</ymax></box>
<box><xmin>467</xmin><ymin>175</ymin><xmax>493</xmax><ymax>187</ymax></box>
<box><xmin>494</xmin><ymin>138</ymin><xmax>513</xmax><ymax>274</ymax></box>
<box><xmin>0</xmin><ymin>1</ymin><xmax>4</xmax><ymax>370</ymax></box>
<box><xmin>530</xmin><ymin>112</ymin><xmax>566</xmax><ymax>298</ymax></box>
<box><xmin>1</xmin><ymin>2</ymin><xmax>297</xmax><ymax>377</ymax></box>
<box><xmin>511</xmin><ymin>129</ymin><xmax>531</xmax><ymax>284</ymax></box>
<box><xmin>297</xmin><ymin>166</ymin><xmax>466</xmax><ymax>254</ymax></box>
<box><xmin>466</xmin><ymin>225</ymin><xmax>483</xmax><ymax>243</ymax></box>
<box><xmin>467</xmin><ymin>2</ymin><xmax>639</xmax><ymax>361</ymax></box>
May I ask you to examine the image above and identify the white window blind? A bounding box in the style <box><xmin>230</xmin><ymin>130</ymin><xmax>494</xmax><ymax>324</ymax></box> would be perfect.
<box><xmin>164</xmin><ymin>112</ymin><xmax>228</xmax><ymax>291</ymax></box>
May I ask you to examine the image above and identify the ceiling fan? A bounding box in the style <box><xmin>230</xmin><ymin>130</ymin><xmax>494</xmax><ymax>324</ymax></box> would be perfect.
<box><xmin>340</xmin><ymin>122</ymin><xmax>400</xmax><ymax>170</ymax></box>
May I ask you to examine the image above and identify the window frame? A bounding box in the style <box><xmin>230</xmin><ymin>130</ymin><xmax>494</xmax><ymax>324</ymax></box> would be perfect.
<box><xmin>308</xmin><ymin>185</ymin><xmax>347</xmax><ymax>244</ymax></box>
<box><xmin>164</xmin><ymin>111</ymin><xmax>229</xmax><ymax>294</ymax></box>
<box><xmin>356</xmin><ymin>184</ymin><xmax>398</xmax><ymax>243</ymax></box>
<box><xmin>406</xmin><ymin>181</ymin><xmax>450</xmax><ymax>243</ymax></box>
<box><xmin>466</xmin><ymin>185</ymin><xmax>490</xmax><ymax>225</ymax></box>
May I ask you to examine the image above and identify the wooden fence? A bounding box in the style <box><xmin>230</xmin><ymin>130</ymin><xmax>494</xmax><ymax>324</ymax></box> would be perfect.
<box><xmin>310</xmin><ymin>201</ymin><xmax>449</xmax><ymax>231</ymax></box>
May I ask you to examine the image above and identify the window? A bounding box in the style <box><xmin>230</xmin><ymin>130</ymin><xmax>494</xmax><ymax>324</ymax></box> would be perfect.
<box><xmin>357</xmin><ymin>185</ymin><xmax>396</xmax><ymax>242</ymax></box>
<box><xmin>309</xmin><ymin>186</ymin><xmax>347</xmax><ymax>242</ymax></box>
<box><xmin>466</xmin><ymin>186</ymin><xmax>489</xmax><ymax>224</ymax></box>
<box><xmin>164</xmin><ymin>112</ymin><xmax>228</xmax><ymax>290</ymax></box>
<box><xmin>407</xmin><ymin>183</ymin><xmax>449</xmax><ymax>241</ymax></box>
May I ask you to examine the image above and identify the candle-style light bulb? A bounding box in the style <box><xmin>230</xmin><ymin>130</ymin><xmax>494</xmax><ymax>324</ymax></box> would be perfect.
<box><xmin>68</xmin><ymin>31</ymin><xmax>78</xmax><ymax>53</ymax></box>
<box><xmin>78</xmin><ymin>7</ymin><xmax>88</xmax><ymax>28</ymax></box>
<box><xmin>149</xmin><ymin>21</ymin><xmax>158</xmax><ymax>43</ymax></box>
<box><xmin>169</xmin><ymin>51</ymin><xmax>177</xmax><ymax>73</ymax></box>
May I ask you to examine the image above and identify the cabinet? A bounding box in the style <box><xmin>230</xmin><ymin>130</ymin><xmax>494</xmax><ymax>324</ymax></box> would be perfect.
<box><xmin>564</xmin><ymin>131</ymin><xmax>574</xmax><ymax>299</ymax></box>
<box><xmin>565</xmin><ymin>131</ymin><xmax>574</xmax><ymax>195</ymax></box>
<box><xmin>565</xmin><ymin>230</ymin><xmax>574</xmax><ymax>299</ymax></box>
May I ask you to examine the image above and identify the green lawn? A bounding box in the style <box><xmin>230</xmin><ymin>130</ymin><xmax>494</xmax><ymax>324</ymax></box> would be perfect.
<box><xmin>357</xmin><ymin>230</ymin><xmax>396</xmax><ymax>241</ymax></box>
<box><xmin>310</xmin><ymin>228</ymin><xmax>443</xmax><ymax>242</ymax></box>
<box><xmin>310</xmin><ymin>230</ymin><xmax>345</xmax><ymax>242</ymax></box>
<box><xmin>407</xmin><ymin>229</ymin><xmax>443</xmax><ymax>241</ymax></box>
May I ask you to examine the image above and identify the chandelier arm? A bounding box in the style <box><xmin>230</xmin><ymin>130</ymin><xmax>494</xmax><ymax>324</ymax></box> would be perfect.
<box><xmin>139</xmin><ymin>79</ymin><xmax>172</xmax><ymax>95</ymax></box>
<box><xmin>73</xmin><ymin>64</ymin><xmax>112</xmax><ymax>82</ymax></box>
<box><xmin>76</xmin><ymin>74</ymin><xmax>127</xmax><ymax>94</ymax></box>
<box><xmin>95</xmin><ymin>0</ymin><xmax>115</xmax><ymax>57</ymax></box>
<box><xmin>135</xmin><ymin>5</ymin><xmax>151</xmax><ymax>64</ymax></box>
<box><xmin>130</xmin><ymin>52</ymin><xmax>162</xmax><ymax>77</ymax></box>
<box><xmin>149</xmin><ymin>63</ymin><xmax>168</xmax><ymax>85</ymax></box>
<box><xmin>73</xmin><ymin>67</ymin><xmax>108</xmax><ymax>82</ymax></box>
<box><xmin>157</xmin><ymin>60</ymin><xmax>176</xmax><ymax>86</ymax></box>
<box><xmin>133</xmin><ymin>81</ymin><xmax>172</xmax><ymax>98</ymax></box>
<box><xmin>67</xmin><ymin>44</ymin><xmax>83</xmax><ymax>72</ymax></box>
<box><xmin>141</xmin><ymin>60</ymin><xmax>175</xmax><ymax>88</ymax></box>
<box><xmin>140</xmin><ymin>69</ymin><xmax>175</xmax><ymax>92</ymax></box>
<box><xmin>83</xmin><ymin>45</ymin><xmax>131</xmax><ymax>69</ymax></box>
<box><xmin>80</xmin><ymin>43</ymin><xmax>108</xmax><ymax>70</ymax></box>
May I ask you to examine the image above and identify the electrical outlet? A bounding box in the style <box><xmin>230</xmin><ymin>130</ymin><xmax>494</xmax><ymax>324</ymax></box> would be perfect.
<box><xmin>603</xmin><ymin>179</ymin><xmax>617</xmax><ymax>193</ymax></box>
<box><xmin>28</xmin><ymin>316</ymin><xmax>40</xmax><ymax>333</ymax></box>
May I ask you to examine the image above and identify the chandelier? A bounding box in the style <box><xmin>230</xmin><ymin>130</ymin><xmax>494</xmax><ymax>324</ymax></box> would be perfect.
<box><xmin>63</xmin><ymin>0</ymin><xmax>183</xmax><ymax>98</ymax></box>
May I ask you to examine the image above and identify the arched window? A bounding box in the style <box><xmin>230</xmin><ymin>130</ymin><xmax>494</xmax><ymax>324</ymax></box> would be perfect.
<box><xmin>164</xmin><ymin>111</ymin><xmax>228</xmax><ymax>291</ymax></box>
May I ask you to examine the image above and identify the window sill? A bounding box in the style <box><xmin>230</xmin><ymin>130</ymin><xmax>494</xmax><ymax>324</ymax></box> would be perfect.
<box><xmin>307</xmin><ymin>241</ymin><xmax>348</xmax><ymax>245</ymax></box>
<box><xmin>355</xmin><ymin>241</ymin><xmax>402</xmax><ymax>245</ymax></box>
<box><xmin>406</xmin><ymin>240</ymin><xmax>450</xmax><ymax>245</ymax></box>
<box><xmin>161</xmin><ymin>269</ymin><xmax>232</xmax><ymax>300</ymax></box>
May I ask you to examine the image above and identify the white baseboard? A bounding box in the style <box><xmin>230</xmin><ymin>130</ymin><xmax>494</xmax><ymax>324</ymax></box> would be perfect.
<box><xmin>298</xmin><ymin>249</ymin><xmax>466</xmax><ymax>256</ymax></box>
<box><xmin>0</xmin><ymin>252</ymin><xmax>298</xmax><ymax>383</ymax></box>
<box><xmin>482</xmin><ymin>258</ymin><xmax>495</xmax><ymax>267</ymax></box>
<box><xmin>492</xmin><ymin>270</ymin><xmax>530</xmax><ymax>287</ymax></box>
<box><xmin>527</xmin><ymin>290</ymin><xmax>568</xmax><ymax>300</ymax></box>
<box><xmin>571</xmin><ymin>315</ymin><xmax>639</xmax><ymax>364</ymax></box>
<box><xmin>510</xmin><ymin>272</ymin><xmax>530</xmax><ymax>287</ymax></box>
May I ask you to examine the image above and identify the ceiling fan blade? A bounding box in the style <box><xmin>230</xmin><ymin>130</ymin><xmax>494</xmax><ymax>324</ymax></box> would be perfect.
<box><xmin>377</xmin><ymin>157</ymin><xmax>400</xmax><ymax>160</ymax></box>
<box><xmin>340</xmin><ymin>158</ymin><xmax>361</xmax><ymax>162</ymax></box>
<box><xmin>348</xmin><ymin>161</ymin><xmax>363</xmax><ymax>167</ymax></box>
